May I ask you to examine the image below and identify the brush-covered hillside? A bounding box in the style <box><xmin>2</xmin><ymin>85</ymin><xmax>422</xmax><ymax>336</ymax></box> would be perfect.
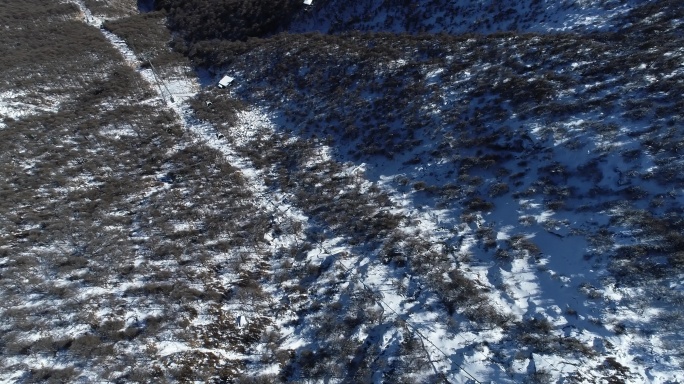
<box><xmin>287</xmin><ymin>0</ymin><xmax>645</xmax><ymax>34</ymax></box>
<box><xmin>1</xmin><ymin>0</ymin><xmax>683</xmax><ymax>383</ymax></box>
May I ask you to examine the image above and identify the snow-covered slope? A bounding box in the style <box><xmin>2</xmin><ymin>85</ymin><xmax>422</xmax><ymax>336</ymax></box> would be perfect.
<box><xmin>2</xmin><ymin>0</ymin><xmax>684</xmax><ymax>382</ymax></box>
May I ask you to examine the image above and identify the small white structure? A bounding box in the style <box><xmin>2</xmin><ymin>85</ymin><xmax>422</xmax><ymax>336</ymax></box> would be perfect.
<box><xmin>218</xmin><ymin>75</ymin><xmax>234</xmax><ymax>88</ymax></box>
<box><xmin>303</xmin><ymin>0</ymin><xmax>313</xmax><ymax>5</ymax></box>
<box><xmin>237</xmin><ymin>315</ymin><xmax>248</xmax><ymax>328</ymax></box>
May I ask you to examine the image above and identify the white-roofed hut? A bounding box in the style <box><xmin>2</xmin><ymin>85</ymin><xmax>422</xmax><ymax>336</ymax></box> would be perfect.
<box><xmin>218</xmin><ymin>75</ymin><xmax>234</xmax><ymax>88</ymax></box>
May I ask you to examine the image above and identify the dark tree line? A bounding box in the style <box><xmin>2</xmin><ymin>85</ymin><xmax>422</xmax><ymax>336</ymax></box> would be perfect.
<box><xmin>155</xmin><ymin>0</ymin><xmax>305</xmax><ymax>43</ymax></box>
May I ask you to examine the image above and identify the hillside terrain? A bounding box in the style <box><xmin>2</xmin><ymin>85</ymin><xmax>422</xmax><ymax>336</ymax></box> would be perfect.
<box><xmin>1</xmin><ymin>0</ymin><xmax>683</xmax><ymax>383</ymax></box>
<box><xmin>287</xmin><ymin>0</ymin><xmax>643</xmax><ymax>34</ymax></box>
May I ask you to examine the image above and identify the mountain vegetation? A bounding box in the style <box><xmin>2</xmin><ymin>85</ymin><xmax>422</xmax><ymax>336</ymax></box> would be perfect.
<box><xmin>1</xmin><ymin>0</ymin><xmax>683</xmax><ymax>382</ymax></box>
<box><xmin>156</xmin><ymin>0</ymin><xmax>304</xmax><ymax>42</ymax></box>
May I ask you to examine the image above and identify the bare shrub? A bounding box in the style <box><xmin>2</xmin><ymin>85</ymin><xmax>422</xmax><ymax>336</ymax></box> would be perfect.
<box><xmin>488</xmin><ymin>182</ymin><xmax>510</xmax><ymax>197</ymax></box>
<box><xmin>27</xmin><ymin>366</ymin><xmax>77</xmax><ymax>383</ymax></box>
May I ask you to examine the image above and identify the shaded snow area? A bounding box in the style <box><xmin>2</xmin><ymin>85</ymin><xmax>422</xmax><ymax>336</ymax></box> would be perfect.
<box><xmin>197</xmin><ymin>78</ymin><xmax>684</xmax><ymax>382</ymax></box>
<box><xmin>213</xmin><ymin>6</ymin><xmax>684</xmax><ymax>381</ymax></box>
<box><xmin>288</xmin><ymin>0</ymin><xmax>645</xmax><ymax>35</ymax></box>
<box><xmin>211</xmin><ymin>106</ymin><xmax>684</xmax><ymax>383</ymax></box>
